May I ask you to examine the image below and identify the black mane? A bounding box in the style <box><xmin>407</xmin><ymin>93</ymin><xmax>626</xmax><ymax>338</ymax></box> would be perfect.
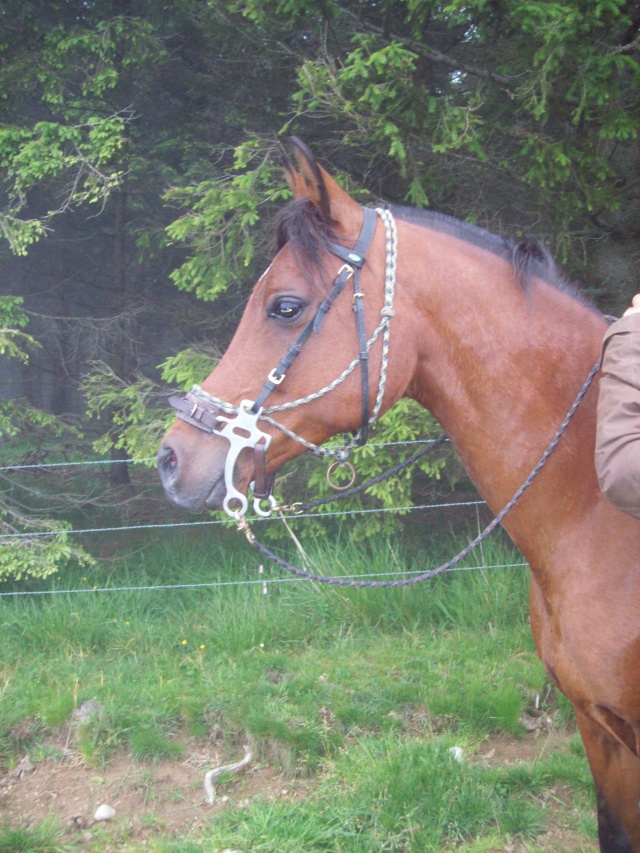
<box><xmin>272</xmin><ymin>198</ymin><xmax>597</xmax><ymax>311</ymax></box>
<box><xmin>390</xmin><ymin>204</ymin><xmax>574</xmax><ymax>295</ymax></box>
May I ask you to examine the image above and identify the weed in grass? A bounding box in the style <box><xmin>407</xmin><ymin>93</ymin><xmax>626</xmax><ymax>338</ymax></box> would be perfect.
<box><xmin>74</xmin><ymin>717</ymin><xmax>121</xmax><ymax>766</ymax></box>
<box><xmin>243</xmin><ymin>705</ymin><xmax>336</xmax><ymax>772</ymax></box>
<box><xmin>203</xmin><ymin>797</ymin><xmax>356</xmax><ymax>853</ymax></box>
<box><xmin>0</xmin><ymin>817</ymin><xmax>73</xmax><ymax>853</ymax></box>
<box><xmin>492</xmin><ymin>759</ymin><xmax>552</xmax><ymax>794</ymax></box>
<box><xmin>543</xmin><ymin>747</ymin><xmax>596</xmax><ymax>793</ymax></box>
<box><xmin>0</xmin><ymin>718</ymin><xmax>43</xmax><ymax>771</ymax></box>
<box><xmin>428</xmin><ymin>675</ymin><xmax>525</xmax><ymax>736</ymax></box>
<box><xmin>342</xmin><ymin>735</ymin><xmax>496</xmax><ymax>848</ymax></box>
<box><xmin>499</xmin><ymin>795</ymin><xmax>547</xmax><ymax>840</ymax></box>
<box><xmin>38</xmin><ymin>693</ymin><xmax>75</xmax><ymax>729</ymax></box>
<box><xmin>578</xmin><ymin>813</ymin><xmax>599</xmax><ymax>842</ymax></box>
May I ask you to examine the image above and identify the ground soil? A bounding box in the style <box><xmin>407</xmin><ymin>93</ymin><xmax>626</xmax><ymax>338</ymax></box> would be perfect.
<box><xmin>0</xmin><ymin>727</ymin><xmax>598</xmax><ymax>852</ymax></box>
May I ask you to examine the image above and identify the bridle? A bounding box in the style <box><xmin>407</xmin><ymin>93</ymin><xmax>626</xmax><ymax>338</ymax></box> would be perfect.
<box><xmin>168</xmin><ymin>207</ymin><xmax>397</xmax><ymax>518</ymax></box>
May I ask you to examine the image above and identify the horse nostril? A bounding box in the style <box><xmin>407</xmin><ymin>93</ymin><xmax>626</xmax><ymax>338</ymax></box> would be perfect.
<box><xmin>159</xmin><ymin>446</ymin><xmax>178</xmax><ymax>475</ymax></box>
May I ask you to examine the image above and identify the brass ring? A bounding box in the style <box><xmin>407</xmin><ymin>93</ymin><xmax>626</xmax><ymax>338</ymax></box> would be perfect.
<box><xmin>326</xmin><ymin>460</ymin><xmax>357</xmax><ymax>491</ymax></box>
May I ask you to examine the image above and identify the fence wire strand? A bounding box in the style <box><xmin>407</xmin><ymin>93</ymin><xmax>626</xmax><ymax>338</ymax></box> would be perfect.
<box><xmin>0</xmin><ymin>438</ymin><xmax>516</xmax><ymax>600</ymax></box>
<box><xmin>0</xmin><ymin>437</ymin><xmax>446</xmax><ymax>472</ymax></box>
<box><xmin>0</xmin><ymin>500</ymin><xmax>485</xmax><ymax>540</ymax></box>
<box><xmin>0</xmin><ymin>561</ymin><xmax>527</xmax><ymax>598</ymax></box>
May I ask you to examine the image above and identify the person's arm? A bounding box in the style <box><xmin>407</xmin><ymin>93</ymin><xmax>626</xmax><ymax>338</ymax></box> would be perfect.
<box><xmin>595</xmin><ymin>297</ymin><xmax>640</xmax><ymax>519</ymax></box>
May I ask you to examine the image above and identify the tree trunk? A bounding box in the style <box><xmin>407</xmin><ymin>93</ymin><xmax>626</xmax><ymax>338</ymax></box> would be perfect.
<box><xmin>109</xmin><ymin>176</ymin><xmax>132</xmax><ymax>488</ymax></box>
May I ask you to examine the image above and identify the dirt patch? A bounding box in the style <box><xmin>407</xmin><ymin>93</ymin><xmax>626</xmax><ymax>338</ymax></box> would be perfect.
<box><xmin>476</xmin><ymin>728</ymin><xmax>570</xmax><ymax>765</ymax></box>
<box><xmin>0</xmin><ymin>736</ymin><xmax>312</xmax><ymax>847</ymax></box>
<box><xmin>0</xmin><ymin>729</ymin><xmax>597</xmax><ymax>851</ymax></box>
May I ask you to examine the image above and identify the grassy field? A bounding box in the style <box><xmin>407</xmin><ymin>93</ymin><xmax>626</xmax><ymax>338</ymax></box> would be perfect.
<box><xmin>0</xmin><ymin>521</ymin><xmax>598</xmax><ymax>852</ymax></box>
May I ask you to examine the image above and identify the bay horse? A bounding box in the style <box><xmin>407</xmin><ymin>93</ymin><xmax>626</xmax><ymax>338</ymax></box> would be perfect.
<box><xmin>159</xmin><ymin>139</ymin><xmax>640</xmax><ymax>851</ymax></box>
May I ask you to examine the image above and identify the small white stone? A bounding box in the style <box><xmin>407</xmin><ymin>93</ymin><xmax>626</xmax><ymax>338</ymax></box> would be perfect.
<box><xmin>448</xmin><ymin>746</ymin><xmax>465</xmax><ymax>764</ymax></box>
<box><xmin>94</xmin><ymin>804</ymin><xmax>116</xmax><ymax>822</ymax></box>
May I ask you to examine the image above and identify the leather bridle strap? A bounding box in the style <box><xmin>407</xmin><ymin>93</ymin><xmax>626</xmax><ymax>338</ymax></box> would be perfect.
<box><xmin>249</xmin><ymin>206</ymin><xmax>378</xmax><ymax>446</ymax></box>
<box><xmin>327</xmin><ymin>207</ymin><xmax>378</xmax><ymax>444</ymax></box>
<box><xmin>168</xmin><ymin>391</ymin><xmax>221</xmax><ymax>433</ymax></box>
<box><xmin>249</xmin><ymin>264</ymin><xmax>355</xmax><ymax>415</ymax></box>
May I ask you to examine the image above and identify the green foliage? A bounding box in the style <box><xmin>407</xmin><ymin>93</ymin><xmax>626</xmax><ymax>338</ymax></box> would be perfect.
<box><xmin>285</xmin><ymin>0</ymin><xmax>639</xmax><ymax>260</ymax></box>
<box><xmin>81</xmin><ymin>363</ymin><xmax>172</xmax><ymax>463</ymax></box>
<box><xmin>165</xmin><ymin>138</ymin><xmax>290</xmax><ymax>300</ymax></box>
<box><xmin>0</xmin><ymin>298</ymin><xmax>94</xmax><ymax>581</ymax></box>
<box><xmin>0</xmin><ymin>524</ymin><xmax>93</xmax><ymax>583</ymax></box>
<box><xmin>159</xmin><ymin>348</ymin><xmax>220</xmax><ymax>390</ymax></box>
<box><xmin>81</xmin><ymin>346</ymin><xmax>224</xmax><ymax>464</ymax></box>
<box><xmin>0</xmin><ymin>115</ymin><xmax>128</xmax><ymax>255</ymax></box>
<box><xmin>0</xmin><ymin>296</ymin><xmax>34</xmax><ymax>364</ymax></box>
<box><xmin>0</xmin><ymin>12</ymin><xmax>163</xmax><ymax>254</ymax></box>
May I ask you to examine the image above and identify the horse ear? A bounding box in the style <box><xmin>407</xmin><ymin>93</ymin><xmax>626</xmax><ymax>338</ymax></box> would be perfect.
<box><xmin>282</xmin><ymin>151</ymin><xmax>308</xmax><ymax>199</ymax></box>
<box><xmin>289</xmin><ymin>137</ymin><xmax>360</xmax><ymax>229</ymax></box>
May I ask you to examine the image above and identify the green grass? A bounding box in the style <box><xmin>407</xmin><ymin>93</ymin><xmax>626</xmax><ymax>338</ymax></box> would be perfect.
<box><xmin>0</xmin><ymin>525</ymin><xmax>597</xmax><ymax>851</ymax></box>
<box><xmin>0</xmin><ymin>817</ymin><xmax>71</xmax><ymax>852</ymax></box>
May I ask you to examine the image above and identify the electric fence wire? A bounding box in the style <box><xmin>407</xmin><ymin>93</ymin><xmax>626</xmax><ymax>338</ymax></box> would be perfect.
<box><xmin>0</xmin><ymin>437</ymin><xmax>447</xmax><ymax>472</ymax></box>
<box><xmin>0</xmin><ymin>500</ymin><xmax>485</xmax><ymax>540</ymax></box>
<box><xmin>0</xmin><ymin>562</ymin><xmax>528</xmax><ymax>598</ymax></box>
<box><xmin>0</xmin><ymin>436</ymin><xmax>524</xmax><ymax>599</ymax></box>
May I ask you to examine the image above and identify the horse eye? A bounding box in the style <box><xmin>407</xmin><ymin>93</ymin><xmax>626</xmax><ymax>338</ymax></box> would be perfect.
<box><xmin>269</xmin><ymin>297</ymin><xmax>304</xmax><ymax>322</ymax></box>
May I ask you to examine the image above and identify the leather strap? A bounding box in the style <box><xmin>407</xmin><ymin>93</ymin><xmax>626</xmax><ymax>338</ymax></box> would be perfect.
<box><xmin>352</xmin><ymin>275</ymin><xmax>370</xmax><ymax>445</ymax></box>
<box><xmin>251</xmin><ymin>207</ymin><xmax>377</xmax><ymax>423</ymax></box>
<box><xmin>252</xmin><ymin>443</ymin><xmax>275</xmax><ymax>499</ymax></box>
<box><xmin>169</xmin><ymin>393</ymin><xmax>222</xmax><ymax>433</ymax></box>
<box><xmin>328</xmin><ymin>206</ymin><xmax>377</xmax><ymax>270</ymax></box>
<box><xmin>250</xmin><ymin>265</ymin><xmax>354</xmax><ymax>414</ymax></box>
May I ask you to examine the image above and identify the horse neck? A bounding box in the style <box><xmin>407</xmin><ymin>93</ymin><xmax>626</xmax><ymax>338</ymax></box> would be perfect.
<box><xmin>398</xmin><ymin>224</ymin><xmax>607</xmax><ymax>523</ymax></box>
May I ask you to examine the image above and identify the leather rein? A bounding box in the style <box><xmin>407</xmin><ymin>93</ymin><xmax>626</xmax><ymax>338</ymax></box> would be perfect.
<box><xmin>168</xmin><ymin>206</ymin><xmax>382</xmax><ymax>518</ymax></box>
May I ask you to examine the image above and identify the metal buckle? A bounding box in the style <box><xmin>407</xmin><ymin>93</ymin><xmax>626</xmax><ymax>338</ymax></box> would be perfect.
<box><xmin>338</xmin><ymin>263</ymin><xmax>355</xmax><ymax>280</ymax></box>
<box><xmin>267</xmin><ymin>369</ymin><xmax>285</xmax><ymax>385</ymax></box>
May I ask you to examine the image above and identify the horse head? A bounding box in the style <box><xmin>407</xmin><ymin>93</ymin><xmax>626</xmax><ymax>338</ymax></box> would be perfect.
<box><xmin>158</xmin><ymin>140</ymin><xmax>412</xmax><ymax>515</ymax></box>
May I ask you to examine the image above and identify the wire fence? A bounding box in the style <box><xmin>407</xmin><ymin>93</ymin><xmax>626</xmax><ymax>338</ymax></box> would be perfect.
<box><xmin>0</xmin><ymin>437</ymin><xmax>444</xmax><ymax>473</ymax></box>
<box><xmin>0</xmin><ymin>561</ymin><xmax>529</xmax><ymax>598</ymax></box>
<box><xmin>0</xmin><ymin>439</ymin><xmax>527</xmax><ymax>598</ymax></box>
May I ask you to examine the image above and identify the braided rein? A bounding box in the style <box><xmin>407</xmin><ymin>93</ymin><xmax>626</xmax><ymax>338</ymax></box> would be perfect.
<box><xmin>235</xmin><ymin>358</ymin><xmax>602</xmax><ymax>588</ymax></box>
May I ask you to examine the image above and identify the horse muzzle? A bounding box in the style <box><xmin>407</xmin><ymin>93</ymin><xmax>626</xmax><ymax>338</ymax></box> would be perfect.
<box><xmin>157</xmin><ymin>428</ymin><xmax>232</xmax><ymax>513</ymax></box>
<box><xmin>158</xmin><ymin>395</ymin><xmax>276</xmax><ymax>517</ymax></box>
